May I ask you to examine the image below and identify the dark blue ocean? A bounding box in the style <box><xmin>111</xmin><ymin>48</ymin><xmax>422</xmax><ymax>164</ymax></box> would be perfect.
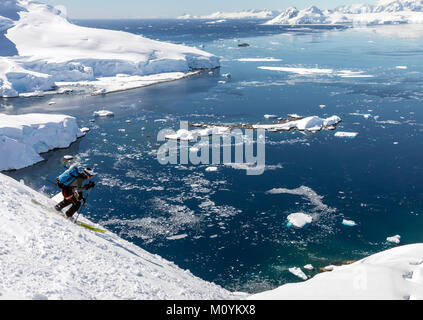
<box><xmin>3</xmin><ymin>19</ymin><xmax>423</xmax><ymax>293</ymax></box>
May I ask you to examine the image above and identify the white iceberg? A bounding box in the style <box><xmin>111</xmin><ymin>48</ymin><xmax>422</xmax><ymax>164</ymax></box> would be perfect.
<box><xmin>93</xmin><ymin>110</ymin><xmax>114</xmax><ymax>117</ymax></box>
<box><xmin>387</xmin><ymin>234</ymin><xmax>401</xmax><ymax>244</ymax></box>
<box><xmin>165</xmin><ymin>126</ymin><xmax>230</xmax><ymax>141</ymax></box>
<box><xmin>289</xmin><ymin>267</ymin><xmax>308</xmax><ymax>280</ymax></box>
<box><xmin>334</xmin><ymin>131</ymin><xmax>358</xmax><ymax>138</ymax></box>
<box><xmin>287</xmin><ymin>212</ymin><xmax>313</xmax><ymax>228</ymax></box>
<box><xmin>253</xmin><ymin>115</ymin><xmax>341</xmax><ymax>132</ymax></box>
<box><xmin>342</xmin><ymin>219</ymin><xmax>357</xmax><ymax>227</ymax></box>
<box><xmin>0</xmin><ymin>113</ymin><xmax>84</xmax><ymax>171</ymax></box>
<box><xmin>0</xmin><ymin>0</ymin><xmax>220</xmax><ymax>97</ymax></box>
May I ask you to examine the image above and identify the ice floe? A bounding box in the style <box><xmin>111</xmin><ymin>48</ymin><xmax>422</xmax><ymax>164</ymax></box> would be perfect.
<box><xmin>334</xmin><ymin>131</ymin><xmax>358</xmax><ymax>138</ymax></box>
<box><xmin>253</xmin><ymin>115</ymin><xmax>341</xmax><ymax>132</ymax></box>
<box><xmin>287</xmin><ymin>212</ymin><xmax>313</xmax><ymax>228</ymax></box>
<box><xmin>342</xmin><ymin>219</ymin><xmax>357</xmax><ymax>227</ymax></box>
<box><xmin>387</xmin><ymin>234</ymin><xmax>401</xmax><ymax>244</ymax></box>
<box><xmin>289</xmin><ymin>267</ymin><xmax>308</xmax><ymax>280</ymax></box>
<box><xmin>93</xmin><ymin>110</ymin><xmax>114</xmax><ymax>117</ymax></box>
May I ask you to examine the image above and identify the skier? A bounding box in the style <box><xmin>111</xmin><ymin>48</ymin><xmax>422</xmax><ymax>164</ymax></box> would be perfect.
<box><xmin>55</xmin><ymin>166</ymin><xmax>96</xmax><ymax>218</ymax></box>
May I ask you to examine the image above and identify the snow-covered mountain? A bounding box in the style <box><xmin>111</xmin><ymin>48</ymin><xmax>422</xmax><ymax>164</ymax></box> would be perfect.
<box><xmin>178</xmin><ymin>9</ymin><xmax>281</xmax><ymax>20</ymax></box>
<box><xmin>0</xmin><ymin>173</ymin><xmax>239</xmax><ymax>300</ymax></box>
<box><xmin>0</xmin><ymin>0</ymin><xmax>219</xmax><ymax>97</ymax></box>
<box><xmin>265</xmin><ymin>0</ymin><xmax>423</xmax><ymax>25</ymax></box>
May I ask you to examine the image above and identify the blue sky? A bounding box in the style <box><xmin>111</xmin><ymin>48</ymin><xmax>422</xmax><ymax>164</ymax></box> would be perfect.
<box><xmin>43</xmin><ymin>0</ymin><xmax>379</xmax><ymax>19</ymax></box>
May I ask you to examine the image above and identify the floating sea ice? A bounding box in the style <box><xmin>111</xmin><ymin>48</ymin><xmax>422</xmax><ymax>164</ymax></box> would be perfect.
<box><xmin>93</xmin><ymin>110</ymin><xmax>114</xmax><ymax>117</ymax></box>
<box><xmin>303</xmin><ymin>264</ymin><xmax>314</xmax><ymax>271</ymax></box>
<box><xmin>221</xmin><ymin>73</ymin><xmax>231</xmax><ymax>78</ymax></box>
<box><xmin>287</xmin><ymin>212</ymin><xmax>312</xmax><ymax>228</ymax></box>
<box><xmin>396</xmin><ymin>66</ymin><xmax>408</xmax><ymax>70</ymax></box>
<box><xmin>342</xmin><ymin>219</ymin><xmax>357</xmax><ymax>227</ymax></box>
<box><xmin>323</xmin><ymin>265</ymin><xmax>336</xmax><ymax>272</ymax></box>
<box><xmin>264</xmin><ymin>114</ymin><xmax>278</xmax><ymax>119</ymax></box>
<box><xmin>48</xmin><ymin>101</ymin><xmax>56</xmax><ymax>105</ymax></box>
<box><xmin>334</xmin><ymin>131</ymin><xmax>358</xmax><ymax>138</ymax></box>
<box><xmin>165</xmin><ymin>129</ymin><xmax>195</xmax><ymax>141</ymax></box>
<box><xmin>288</xmin><ymin>267</ymin><xmax>308</xmax><ymax>281</ymax></box>
<box><xmin>287</xmin><ymin>114</ymin><xmax>302</xmax><ymax>119</ymax></box>
<box><xmin>63</xmin><ymin>155</ymin><xmax>73</xmax><ymax>160</ymax></box>
<box><xmin>387</xmin><ymin>235</ymin><xmax>401</xmax><ymax>244</ymax></box>
<box><xmin>237</xmin><ymin>58</ymin><xmax>282</xmax><ymax>62</ymax></box>
<box><xmin>80</xmin><ymin>127</ymin><xmax>90</xmax><ymax>133</ymax></box>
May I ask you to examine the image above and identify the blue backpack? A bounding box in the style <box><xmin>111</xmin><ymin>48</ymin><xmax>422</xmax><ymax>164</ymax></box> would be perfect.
<box><xmin>57</xmin><ymin>165</ymin><xmax>79</xmax><ymax>187</ymax></box>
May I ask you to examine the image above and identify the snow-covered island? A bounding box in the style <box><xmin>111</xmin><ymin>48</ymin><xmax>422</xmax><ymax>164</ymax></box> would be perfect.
<box><xmin>0</xmin><ymin>0</ymin><xmax>220</xmax><ymax>97</ymax></box>
<box><xmin>264</xmin><ymin>0</ymin><xmax>423</xmax><ymax>26</ymax></box>
<box><xmin>0</xmin><ymin>113</ymin><xmax>84</xmax><ymax>171</ymax></box>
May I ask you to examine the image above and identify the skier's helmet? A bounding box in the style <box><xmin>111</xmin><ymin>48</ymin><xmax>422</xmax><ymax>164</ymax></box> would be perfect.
<box><xmin>83</xmin><ymin>167</ymin><xmax>95</xmax><ymax>178</ymax></box>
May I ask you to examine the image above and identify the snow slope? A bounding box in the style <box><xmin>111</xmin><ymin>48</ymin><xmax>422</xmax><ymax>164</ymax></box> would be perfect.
<box><xmin>250</xmin><ymin>244</ymin><xmax>423</xmax><ymax>300</ymax></box>
<box><xmin>0</xmin><ymin>113</ymin><xmax>84</xmax><ymax>171</ymax></box>
<box><xmin>0</xmin><ymin>0</ymin><xmax>219</xmax><ymax>97</ymax></box>
<box><xmin>265</xmin><ymin>0</ymin><xmax>423</xmax><ymax>25</ymax></box>
<box><xmin>0</xmin><ymin>173</ymin><xmax>237</xmax><ymax>300</ymax></box>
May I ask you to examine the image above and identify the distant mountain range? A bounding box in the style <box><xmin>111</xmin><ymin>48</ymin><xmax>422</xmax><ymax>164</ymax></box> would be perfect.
<box><xmin>178</xmin><ymin>9</ymin><xmax>281</xmax><ymax>20</ymax></box>
<box><xmin>178</xmin><ymin>1</ymin><xmax>423</xmax><ymax>26</ymax></box>
<box><xmin>265</xmin><ymin>0</ymin><xmax>423</xmax><ymax>25</ymax></box>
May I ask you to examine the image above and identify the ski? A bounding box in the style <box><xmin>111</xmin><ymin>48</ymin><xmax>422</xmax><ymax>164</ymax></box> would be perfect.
<box><xmin>31</xmin><ymin>199</ymin><xmax>106</xmax><ymax>233</ymax></box>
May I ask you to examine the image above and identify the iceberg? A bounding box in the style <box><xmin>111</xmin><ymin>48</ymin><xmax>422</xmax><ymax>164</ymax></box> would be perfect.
<box><xmin>334</xmin><ymin>131</ymin><xmax>358</xmax><ymax>138</ymax></box>
<box><xmin>342</xmin><ymin>219</ymin><xmax>357</xmax><ymax>226</ymax></box>
<box><xmin>93</xmin><ymin>110</ymin><xmax>114</xmax><ymax>118</ymax></box>
<box><xmin>288</xmin><ymin>267</ymin><xmax>308</xmax><ymax>280</ymax></box>
<box><xmin>0</xmin><ymin>0</ymin><xmax>220</xmax><ymax>97</ymax></box>
<box><xmin>287</xmin><ymin>212</ymin><xmax>313</xmax><ymax>228</ymax></box>
<box><xmin>253</xmin><ymin>115</ymin><xmax>341</xmax><ymax>132</ymax></box>
<box><xmin>0</xmin><ymin>113</ymin><xmax>84</xmax><ymax>171</ymax></box>
<box><xmin>387</xmin><ymin>234</ymin><xmax>401</xmax><ymax>244</ymax></box>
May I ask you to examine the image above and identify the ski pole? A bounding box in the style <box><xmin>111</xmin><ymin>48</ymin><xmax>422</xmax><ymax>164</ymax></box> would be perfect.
<box><xmin>74</xmin><ymin>188</ymin><xmax>92</xmax><ymax>224</ymax></box>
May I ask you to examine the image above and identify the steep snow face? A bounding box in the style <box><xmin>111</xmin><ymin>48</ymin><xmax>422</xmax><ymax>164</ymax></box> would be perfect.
<box><xmin>265</xmin><ymin>0</ymin><xmax>423</xmax><ymax>25</ymax></box>
<box><xmin>250</xmin><ymin>244</ymin><xmax>423</xmax><ymax>300</ymax></box>
<box><xmin>0</xmin><ymin>113</ymin><xmax>84</xmax><ymax>171</ymax></box>
<box><xmin>0</xmin><ymin>0</ymin><xmax>219</xmax><ymax>96</ymax></box>
<box><xmin>0</xmin><ymin>173</ymin><xmax>237</xmax><ymax>300</ymax></box>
